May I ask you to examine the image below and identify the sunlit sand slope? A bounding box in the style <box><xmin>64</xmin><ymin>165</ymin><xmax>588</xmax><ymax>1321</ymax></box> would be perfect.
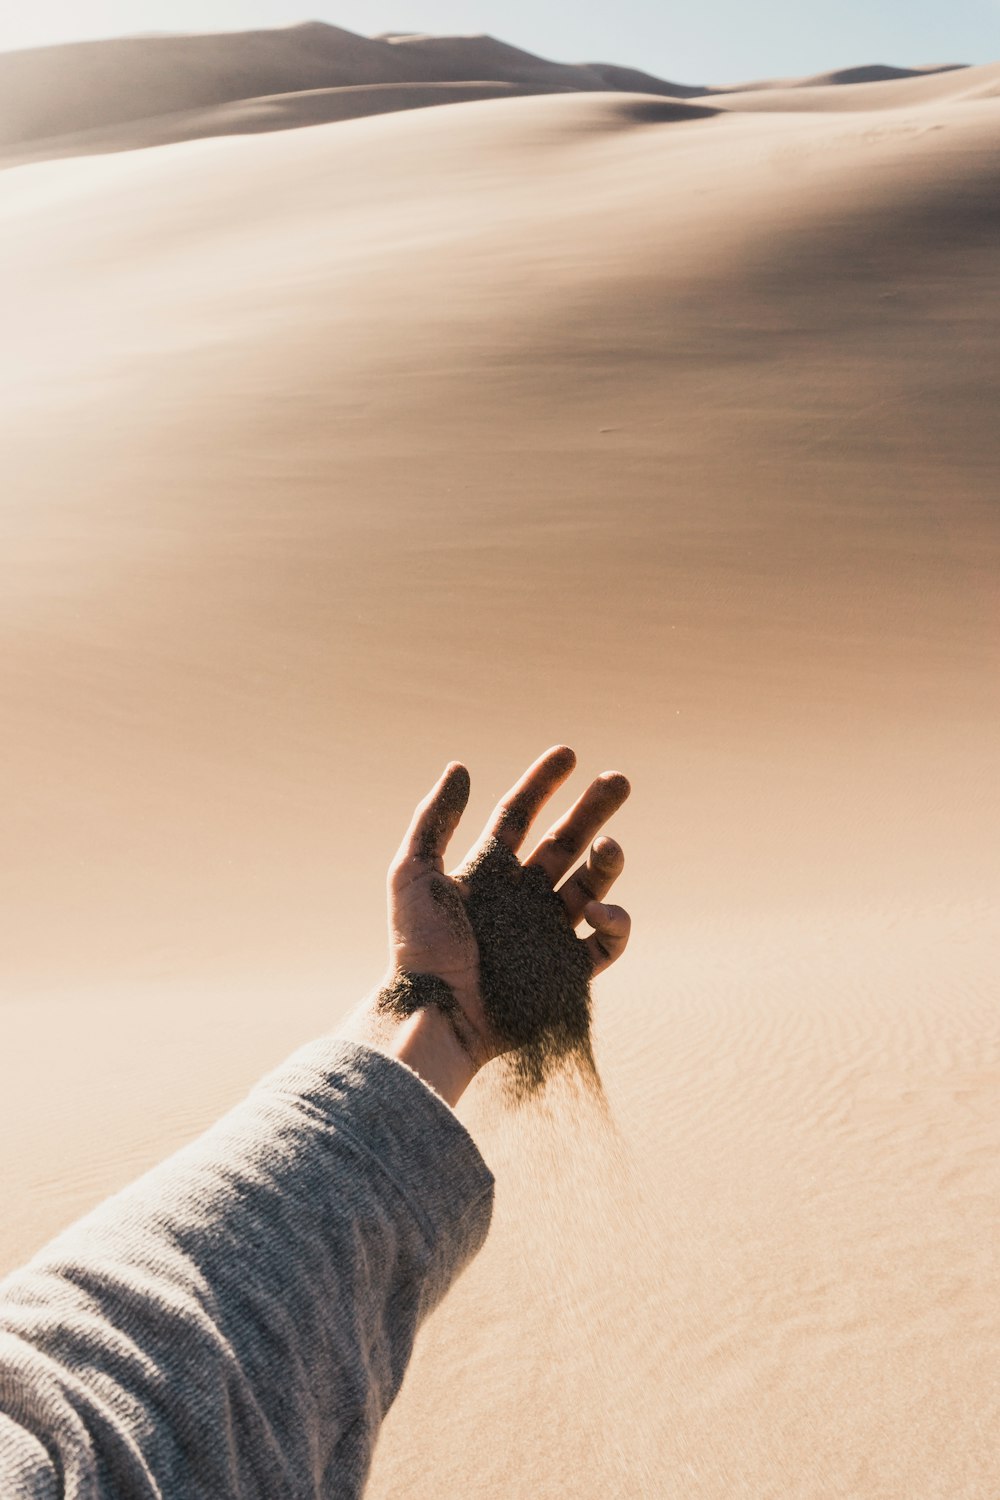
<box><xmin>1</xmin><ymin>70</ymin><xmax>998</xmax><ymax>1500</ymax></box>
<box><xmin>1</xmin><ymin>80</ymin><xmax>566</xmax><ymax>166</ymax></box>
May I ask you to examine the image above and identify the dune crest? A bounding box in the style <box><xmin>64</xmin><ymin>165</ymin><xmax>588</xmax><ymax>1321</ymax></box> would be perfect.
<box><xmin>3</xmin><ymin>22</ymin><xmax>980</xmax><ymax>166</ymax></box>
<box><xmin>0</xmin><ymin>21</ymin><xmax>694</xmax><ymax>159</ymax></box>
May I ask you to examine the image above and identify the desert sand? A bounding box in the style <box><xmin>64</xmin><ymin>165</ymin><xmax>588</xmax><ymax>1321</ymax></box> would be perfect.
<box><xmin>1</xmin><ymin>22</ymin><xmax>998</xmax><ymax>1498</ymax></box>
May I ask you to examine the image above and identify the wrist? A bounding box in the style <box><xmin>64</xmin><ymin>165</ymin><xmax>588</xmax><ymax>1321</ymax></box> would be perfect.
<box><xmin>388</xmin><ymin>1005</ymin><xmax>479</xmax><ymax>1108</ymax></box>
<box><xmin>347</xmin><ymin>970</ymin><xmax>484</xmax><ymax>1108</ymax></box>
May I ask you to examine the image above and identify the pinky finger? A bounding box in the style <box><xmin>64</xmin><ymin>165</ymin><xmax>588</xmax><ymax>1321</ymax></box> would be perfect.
<box><xmin>582</xmin><ymin>901</ymin><xmax>631</xmax><ymax>975</ymax></box>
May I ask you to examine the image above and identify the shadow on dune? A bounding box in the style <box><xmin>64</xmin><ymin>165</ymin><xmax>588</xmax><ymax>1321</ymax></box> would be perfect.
<box><xmin>617</xmin><ymin>98</ymin><xmax>721</xmax><ymax>124</ymax></box>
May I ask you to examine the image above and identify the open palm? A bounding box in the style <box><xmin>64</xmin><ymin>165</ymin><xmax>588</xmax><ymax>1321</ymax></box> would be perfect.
<box><xmin>387</xmin><ymin>746</ymin><xmax>631</xmax><ymax>1068</ymax></box>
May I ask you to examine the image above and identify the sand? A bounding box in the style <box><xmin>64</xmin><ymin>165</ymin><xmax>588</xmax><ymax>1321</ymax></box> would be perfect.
<box><xmin>0</xmin><ymin>22</ymin><xmax>696</xmax><ymax>165</ymax></box>
<box><xmin>1</xmin><ymin>23</ymin><xmax>998</xmax><ymax>1499</ymax></box>
<box><xmin>458</xmin><ymin>837</ymin><xmax>598</xmax><ymax>1097</ymax></box>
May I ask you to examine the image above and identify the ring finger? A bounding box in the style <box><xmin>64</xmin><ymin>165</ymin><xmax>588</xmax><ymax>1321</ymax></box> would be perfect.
<box><xmin>559</xmin><ymin>836</ymin><xmax>625</xmax><ymax>927</ymax></box>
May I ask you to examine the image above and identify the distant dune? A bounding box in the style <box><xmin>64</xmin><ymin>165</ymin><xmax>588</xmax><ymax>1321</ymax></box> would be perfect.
<box><xmin>1</xmin><ymin>23</ymin><xmax>998</xmax><ymax>1500</ymax></box>
<box><xmin>0</xmin><ymin>23</ymin><xmax>431</xmax><ymax>143</ymax></box>
<box><xmin>797</xmin><ymin>62</ymin><xmax>965</xmax><ymax>86</ymax></box>
<box><xmin>716</xmin><ymin>58</ymin><xmax>999</xmax><ymax>112</ymax></box>
<box><xmin>0</xmin><ymin>21</ymin><xmax>697</xmax><ymax>158</ymax></box>
<box><xmin>721</xmin><ymin>62</ymin><xmax>967</xmax><ymax>92</ymax></box>
<box><xmin>377</xmin><ymin>29</ymin><xmax>704</xmax><ymax>97</ymax></box>
<box><xmin>2</xmin><ymin>22</ymin><xmax>981</xmax><ymax>166</ymax></box>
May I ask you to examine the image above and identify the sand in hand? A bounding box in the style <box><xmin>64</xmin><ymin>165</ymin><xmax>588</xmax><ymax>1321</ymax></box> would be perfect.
<box><xmin>1</xmin><ymin>24</ymin><xmax>998</xmax><ymax>1499</ymax></box>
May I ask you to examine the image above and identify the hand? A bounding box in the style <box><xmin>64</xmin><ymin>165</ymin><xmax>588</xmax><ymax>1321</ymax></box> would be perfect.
<box><xmin>380</xmin><ymin>746</ymin><xmax>631</xmax><ymax>1103</ymax></box>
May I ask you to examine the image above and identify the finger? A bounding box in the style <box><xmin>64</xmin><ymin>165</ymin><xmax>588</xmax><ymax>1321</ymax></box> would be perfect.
<box><xmin>399</xmin><ymin>761</ymin><xmax>471</xmax><ymax>870</ymax></box>
<box><xmin>582</xmin><ymin>902</ymin><xmax>631</xmax><ymax>976</ymax></box>
<box><xmin>559</xmin><ymin>836</ymin><xmax>625</xmax><ymax>927</ymax></box>
<box><xmin>523</xmin><ymin>771</ymin><xmax>630</xmax><ymax>885</ymax></box>
<box><xmin>465</xmin><ymin>744</ymin><xmax>577</xmax><ymax>861</ymax></box>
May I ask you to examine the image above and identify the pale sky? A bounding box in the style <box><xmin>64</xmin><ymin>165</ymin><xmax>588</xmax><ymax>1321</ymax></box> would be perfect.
<box><xmin>2</xmin><ymin>0</ymin><xmax>998</xmax><ymax>85</ymax></box>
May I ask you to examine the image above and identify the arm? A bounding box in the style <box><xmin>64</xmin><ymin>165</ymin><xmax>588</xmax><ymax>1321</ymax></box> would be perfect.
<box><xmin>0</xmin><ymin>1038</ymin><xmax>493</xmax><ymax>1500</ymax></box>
<box><xmin>0</xmin><ymin>746</ymin><xmax>630</xmax><ymax>1499</ymax></box>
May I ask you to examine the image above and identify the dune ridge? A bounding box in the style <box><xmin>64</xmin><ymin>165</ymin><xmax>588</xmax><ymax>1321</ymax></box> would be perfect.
<box><xmin>0</xmin><ymin>23</ymin><xmax>983</xmax><ymax>167</ymax></box>
<box><xmin>0</xmin><ymin>21</ymin><xmax>696</xmax><ymax>155</ymax></box>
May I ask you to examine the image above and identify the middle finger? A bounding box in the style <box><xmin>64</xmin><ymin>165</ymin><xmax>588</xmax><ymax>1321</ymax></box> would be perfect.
<box><xmin>458</xmin><ymin>744</ymin><xmax>577</xmax><ymax>866</ymax></box>
<box><xmin>523</xmin><ymin>771</ymin><xmax>630</xmax><ymax>885</ymax></box>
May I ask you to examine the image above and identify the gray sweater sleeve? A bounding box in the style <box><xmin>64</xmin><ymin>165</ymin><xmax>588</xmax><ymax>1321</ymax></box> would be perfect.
<box><xmin>0</xmin><ymin>1038</ymin><xmax>494</xmax><ymax>1499</ymax></box>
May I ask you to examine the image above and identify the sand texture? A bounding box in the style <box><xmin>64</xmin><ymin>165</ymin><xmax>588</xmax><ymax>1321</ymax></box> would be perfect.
<box><xmin>1</xmin><ymin>24</ymin><xmax>998</xmax><ymax>1499</ymax></box>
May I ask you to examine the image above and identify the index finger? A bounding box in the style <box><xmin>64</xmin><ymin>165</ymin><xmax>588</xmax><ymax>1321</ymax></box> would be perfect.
<box><xmin>465</xmin><ymin>744</ymin><xmax>577</xmax><ymax>862</ymax></box>
<box><xmin>399</xmin><ymin>761</ymin><xmax>472</xmax><ymax>869</ymax></box>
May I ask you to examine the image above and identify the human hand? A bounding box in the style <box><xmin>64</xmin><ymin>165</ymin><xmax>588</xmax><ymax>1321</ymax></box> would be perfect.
<box><xmin>379</xmin><ymin>746</ymin><xmax>630</xmax><ymax>1102</ymax></box>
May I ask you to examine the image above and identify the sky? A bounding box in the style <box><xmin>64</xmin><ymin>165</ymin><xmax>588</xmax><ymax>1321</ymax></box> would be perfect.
<box><xmin>1</xmin><ymin>0</ymin><xmax>998</xmax><ymax>85</ymax></box>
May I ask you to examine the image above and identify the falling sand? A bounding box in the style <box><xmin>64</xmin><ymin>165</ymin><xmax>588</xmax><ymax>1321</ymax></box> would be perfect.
<box><xmin>460</xmin><ymin>838</ymin><xmax>598</xmax><ymax>1099</ymax></box>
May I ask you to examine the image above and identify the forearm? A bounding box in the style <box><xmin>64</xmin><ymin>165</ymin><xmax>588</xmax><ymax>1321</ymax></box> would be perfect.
<box><xmin>0</xmin><ymin>1036</ymin><xmax>493</xmax><ymax>1499</ymax></box>
<box><xmin>387</xmin><ymin>1007</ymin><xmax>479</xmax><ymax>1106</ymax></box>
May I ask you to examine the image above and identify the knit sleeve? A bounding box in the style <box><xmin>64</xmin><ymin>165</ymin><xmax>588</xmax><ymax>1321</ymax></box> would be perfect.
<box><xmin>0</xmin><ymin>1039</ymin><xmax>494</xmax><ymax>1499</ymax></box>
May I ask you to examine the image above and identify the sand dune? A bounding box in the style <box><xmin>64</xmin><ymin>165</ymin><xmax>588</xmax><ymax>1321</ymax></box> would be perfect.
<box><xmin>735</xmin><ymin>62</ymin><xmax>967</xmax><ymax>90</ymax></box>
<box><xmin>717</xmin><ymin>58</ymin><xmax>1000</xmax><ymax>111</ymax></box>
<box><xmin>0</xmin><ymin>23</ymin><xmax>428</xmax><ymax>144</ymax></box>
<box><xmin>379</xmin><ymin>29</ymin><xmax>702</xmax><ymax>97</ymax></box>
<box><xmin>1</xmin><ymin>32</ymin><xmax>999</xmax><ymax>1500</ymax></box>
<box><xmin>0</xmin><ymin>22</ymin><xmax>695</xmax><ymax>155</ymax></box>
<box><xmin>795</xmin><ymin>61</ymin><xmax>964</xmax><ymax>85</ymax></box>
<box><xmin>3</xmin><ymin>25</ymin><xmax>985</xmax><ymax>166</ymax></box>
